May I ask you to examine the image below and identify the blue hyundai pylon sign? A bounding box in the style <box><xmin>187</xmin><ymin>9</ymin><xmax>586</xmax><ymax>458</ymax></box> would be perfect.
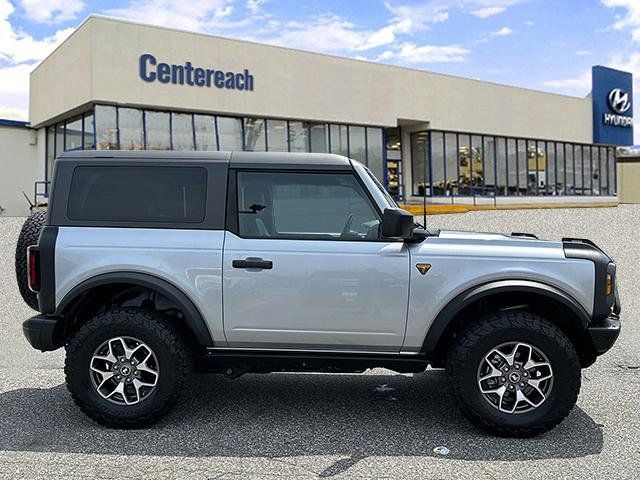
<box><xmin>592</xmin><ymin>65</ymin><xmax>633</xmax><ymax>145</ymax></box>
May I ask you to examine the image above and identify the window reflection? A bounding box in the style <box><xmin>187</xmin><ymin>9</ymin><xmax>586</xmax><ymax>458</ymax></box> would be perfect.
<box><xmin>412</xmin><ymin>132</ymin><xmax>429</xmax><ymax>196</ymax></box>
<box><xmin>172</xmin><ymin>113</ymin><xmax>194</xmax><ymax>151</ymax></box>
<box><xmin>83</xmin><ymin>113</ymin><xmax>95</xmax><ymax>149</ymax></box>
<box><xmin>366</xmin><ymin>127</ymin><xmax>384</xmax><ymax>184</ymax></box>
<box><xmin>309</xmin><ymin>123</ymin><xmax>329</xmax><ymax>153</ymax></box>
<box><xmin>65</xmin><ymin>117</ymin><xmax>83</xmax><ymax>151</ymax></box>
<box><xmin>194</xmin><ymin>114</ymin><xmax>216</xmax><ymax>150</ymax></box>
<box><xmin>330</xmin><ymin>124</ymin><xmax>348</xmax><ymax>156</ymax></box>
<box><xmin>217</xmin><ymin>116</ymin><xmax>243</xmax><ymax>151</ymax></box>
<box><xmin>95</xmin><ymin>105</ymin><xmax>118</xmax><ymax>150</ymax></box>
<box><xmin>289</xmin><ymin>121</ymin><xmax>308</xmax><ymax>152</ymax></box>
<box><xmin>145</xmin><ymin>111</ymin><xmax>170</xmax><ymax>150</ymax></box>
<box><xmin>266</xmin><ymin>119</ymin><xmax>287</xmax><ymax>152</ymax></box>
<box><xmin>119</xmin><ymin>108</ymin><xmax>144</xmax><ymax>150</ymax></box>
<box><xmin>348</xmin><ymin>126</ymin><xmax>366</xmax><ymax>163</ymax></box>
<box><xmin>244</xmin><ymin>118</ymin><xmax>266</xmax><ymax>151</ymax></box>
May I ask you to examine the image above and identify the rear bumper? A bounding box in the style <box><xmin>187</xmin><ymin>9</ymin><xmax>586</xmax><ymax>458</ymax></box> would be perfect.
<box><xmin>588</xmin><ymin>313</ymin><xmax>621</xmax><ymax>355</ymax></box>
<box><xmin>22</xmin><ymin>314</ymin><xmax>63</xmax><ymax>352</ymax></box>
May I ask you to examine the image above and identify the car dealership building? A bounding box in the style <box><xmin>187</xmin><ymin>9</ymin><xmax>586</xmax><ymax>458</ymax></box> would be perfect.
<box><xmin>0</xmin><ymin>15</ymin><xmax>635</xmax><ymax>216</ymax></box>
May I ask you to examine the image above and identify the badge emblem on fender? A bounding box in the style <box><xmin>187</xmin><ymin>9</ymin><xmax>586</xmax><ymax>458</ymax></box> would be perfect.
<box><xmin>416</xmin><ymin>263</ymin><xmax>432</xmax><ymax>275</ymax></box>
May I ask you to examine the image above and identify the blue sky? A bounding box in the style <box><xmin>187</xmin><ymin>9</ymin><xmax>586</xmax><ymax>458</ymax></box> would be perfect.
<box><xmin>1</xmin><ymin>0</ymin><xmax>639</xmax><ymax>140</ymax></box>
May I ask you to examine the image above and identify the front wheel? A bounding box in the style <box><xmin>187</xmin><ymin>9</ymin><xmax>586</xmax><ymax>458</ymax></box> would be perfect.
<box><xmin>446</xmin><ymin>310</ymin><xmax>581</xmax><ymax>437</ymax></box>
<box><xmin>65</xmin><ymin>308</ymin><xmax>193</xmax><ymax>428</ymax></box>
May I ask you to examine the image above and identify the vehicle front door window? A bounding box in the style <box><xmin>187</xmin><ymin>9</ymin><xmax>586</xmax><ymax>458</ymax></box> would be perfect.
<box><xmin>236</xmin><ymin>171</ymin><xmax>381</xmax><ymax>240</ymax></box>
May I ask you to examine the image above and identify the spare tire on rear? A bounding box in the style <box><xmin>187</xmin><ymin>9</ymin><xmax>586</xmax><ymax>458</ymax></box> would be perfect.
<box><xmin>15</xmin><ymin>210</ymin><xmax>47</xmax><ymax>310</ymax></box>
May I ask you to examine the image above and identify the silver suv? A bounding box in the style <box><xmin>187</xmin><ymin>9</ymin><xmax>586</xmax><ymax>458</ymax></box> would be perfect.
<box><xmin>18</xmin><ymin>151</ymin><xmax>621</xmax><ymax>436</ymax></box>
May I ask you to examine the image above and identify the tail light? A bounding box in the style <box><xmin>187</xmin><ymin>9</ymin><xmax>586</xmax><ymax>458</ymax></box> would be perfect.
<box><xmin>27</xmin><ymin>246</ymin><xmax>40</xmax><ymax>292</ymax></box>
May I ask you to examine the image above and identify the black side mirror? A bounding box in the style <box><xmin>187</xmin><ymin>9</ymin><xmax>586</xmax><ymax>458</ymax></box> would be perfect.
<box><xmin>381</xmin><ymin>208</ymin><xmax>414</xmax><ymax>239</ymax></box>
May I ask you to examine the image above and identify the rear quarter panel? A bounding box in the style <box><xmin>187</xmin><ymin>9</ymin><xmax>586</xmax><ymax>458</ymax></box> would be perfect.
<box><xmin>54</xmin><ymin>227</ymin><xmax>225</xmax><ymax>344</ymax></box>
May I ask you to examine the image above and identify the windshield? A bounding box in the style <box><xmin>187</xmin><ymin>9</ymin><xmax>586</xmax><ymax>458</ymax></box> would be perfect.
<box><xmin>363</xmin><ymin>167</ymin><xmax>398</xmax><ymax>207</ymax></box>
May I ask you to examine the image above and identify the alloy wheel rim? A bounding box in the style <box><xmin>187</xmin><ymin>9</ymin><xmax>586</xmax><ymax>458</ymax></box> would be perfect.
<box><xmin>477</xmin><ymin>341</ymin><xmax>553</xmax><ymax>414</ymax></box>
<box><xmin>89</xmin><ymin>336</ymin><xmax>159</xmax><ymax>406</ymax></box>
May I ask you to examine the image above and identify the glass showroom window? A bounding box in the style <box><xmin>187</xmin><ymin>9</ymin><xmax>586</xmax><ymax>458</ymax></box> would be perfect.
<box><xmin>56</xmin><ymin>123</ymin><xmax>65</xmax><ymax>155</ymax></box>
<box><xmin>194</xmin><ymin>114</ymin><xmax>216</xmax><ymax>151</ymax></box>
<box><xmin>411</xmin><ymin>132</ymin><xmax>429</xmax><ymax>196</ymax></box>
<box><xmin>470</xmin><ymin>135</ymin><xmax>484</xmax><ymax>194</ymax></box>
<box><xmin>330</xmin><ymin>124</ymin><xmax>348</xmax><ymax>156</ymax></box>
<box><xmin>456</xmin><ymin>134</ymin><xmax>471</xmax><ymax>195</ymax></box>
<box><xmin>289</xmin><ymin>121</ymin><xmax>309</xmax><ymax>152</ymax></box>
<box><xmin>244</xmin><ymin>118</ymin><xmax>266</xmax><ymax>151</ymax></box>
<box><xmin>119</xmin><ymin>108</ymin><xmax>144</xmax><ymax>150</ymax></box>
<box><xmin>495</xmin><ymin>137</ymin><xmax>507</xmax><ymax>195</ymax></box>
<box><xmin>145</xmin><ymin>111</ymin><xmax>170</xmax><ymax>150</ymax></box>
<box><xmin>95</xmin><ymin>105</ymin><xmax>118</xmax><ymax>150</ymax></box>
<box><xmin>217</xmin><ymin>116</ymin><xmax>243</xmax><ymax>151</ymax></box>
<box><xmin>172</xmin><ymin>113</ymin><xmax>194</xmax><ymax>150</ymax></box>
<box><xmin>46</xmin><ymin>126</ymin><xmax>55</xmax><ymax>181</ymax></box>
<box><xmin>309</xmin><ymin>123</ymin><xmax>329</xmax><ymax>153</ymax></box>
<box><xmin>444</xmin><ymin>133</ymin><xmax>458</xmax><ymax>195</ymax></box>
<box><xmin>483</xmin><ymin>136</ymin><xmax>496</xmax><ymax>195</ymax></box>
<box><xmin>565</xmin><ymin>143</ymin><xmax>574</xmax><ymax>195</ymax></box>
<box><xmin>348</xmin><ymin>126</ymin><xmax>366</xmax><ymax>164</ymax></box>
<box><xmin>266</xmin><ymin>119</ymin><xmax>287</xmax><ymax>152</ymax></box>
<box><xmin>65</xmin><ymin>117</ymin><xmax>83</xmax><ymax>151</ymax></box>
<box><xmin>83</xmin><ymin>112</ymin><xmax>95</xmax><ymax>149</ymax></box>
<box><xmin>555</xmin><ymin>143</ymin><xmax>565</xmax><ymax>195</ymax></box>
<box><xmin>430</xmin><ymin>132</ymin><xmax>445</xmax><ymax>195</ymax></box>
<box><xmin>608</xmin><ymin>147</ymin><xmax>616</xmax><ymax>194</ymax></box>
<box><xmin>367</xmin><ymin>127</ymin><xmax>384</xmax><ymax>183</ymax></box>
<box><xmin>546</xmin><ymin>142</ymin><xmax>556</xmax><ymax>195</ymax></box>
<box><xmin>573</xmin><ymin>145</ymin><xmax>583</xmax><ymax>194</ymax></box>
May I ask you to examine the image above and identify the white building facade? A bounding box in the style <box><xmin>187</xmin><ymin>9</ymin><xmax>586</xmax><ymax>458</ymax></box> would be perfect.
<box><xmin>0</xmin><ymin>15</ymin><xmax>634</xmax><ymax>216</ymax></box>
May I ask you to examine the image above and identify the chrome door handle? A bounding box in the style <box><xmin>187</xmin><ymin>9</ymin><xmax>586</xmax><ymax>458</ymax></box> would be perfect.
<box><xmin>232</xmin><ymin>257</ymin><xmax>273</xmax><ymax>269</ymax></box>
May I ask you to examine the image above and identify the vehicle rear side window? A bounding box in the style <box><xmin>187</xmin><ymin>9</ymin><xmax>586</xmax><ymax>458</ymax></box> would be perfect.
<box><xmin>67</xmin><ymin>166</ymin><xmax>207</xmax><ymax>223</ymax></box>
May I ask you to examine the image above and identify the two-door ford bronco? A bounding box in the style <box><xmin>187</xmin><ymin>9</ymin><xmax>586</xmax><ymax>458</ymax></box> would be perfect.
<box><xmin>16</xmin><ymin>151</ymin><xmax>620</xmax><ymax>436</ymax></box>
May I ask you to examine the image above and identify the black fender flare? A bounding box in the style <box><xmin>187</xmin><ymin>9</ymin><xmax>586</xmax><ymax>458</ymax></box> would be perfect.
<box><xmin>421</xmin><ymin>279</ymin><xmax>592</xmax><ymax>356</ymax></box>
<box><xmin>56</xmin><ymin>271</ymin><xmax>214</xmax><ymax>347</ymax></box>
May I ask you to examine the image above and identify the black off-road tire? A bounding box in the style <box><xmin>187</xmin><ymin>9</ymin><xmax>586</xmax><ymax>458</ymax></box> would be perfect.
<box><xmin>15</xmin><ymin>210</ymin><xmax>47</xmax><ymax>310</ymax></box>
<box><xmin>65</xmin><ymin>308</ymin><xmax>194</xmax><ymax>428</ymax></box>
<box><xmin>446</xmin><ymin>310</ymin><xmax>581</xmax><ymax>437</ymax></box>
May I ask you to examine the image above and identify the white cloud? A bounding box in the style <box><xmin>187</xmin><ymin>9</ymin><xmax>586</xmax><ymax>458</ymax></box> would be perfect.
<box><xmin>0</xmin><ymin>105</ymin><xmax>28</xmax><ymax>120</ymax></box>
<box><xmin>0</xmin><ymin>0</ymin><xmax>74</xmax><ymax>63</ymax></box>
<box><xmin>0</xmin><ymin>63</ymin><xmax>34</xmax><ymax>120</ymax></box>
<box><xmin>524</xmin><ymin>20</ymin><xmax>534</xmax><ymax>26</ymax></box>
<box><xmin>386</xmin><ymin>42</ymin><xmax>470</xmax><ymax>64</ymax></box>
<box><xmin>246</xmin><ymin>0</ymin><xmax>266</xmax><ymax>15</ymax></box>
<box><xmin>491</xmin><ymin>26</ymin><xmax>513</xmax><ymax>36</ymax></box>
<box><xmin>0</xmin><ymin>0</ymin><xmax>76</xmax><ymax>120</ymax></box>
<box><xmin>105</xmin><ymin>0</ymin><xmax>236</xmax><ymax>32</ymax></box>
<box><xmin>575</xmin><ymin>50</ymin><xmax>591</xmax><ymax>56</ymax></box>
<box><xmin>470</xmin><ymin>6</ymin><xmax>506</xmax><ymax>17</ymax></box>
<box><xmin>18</xmin><ymin>0</ymin><xmax>85</xmax><ymax>24</ymax></box>
<box><xmin>602</xmin><ymin>0</ymin><xmax>640</xmax><ymax>41</ymax></box>
<box><xmin>541</xmin><ymin>71</ymin><xmax>591</xmax><ymax>93</ymax></box>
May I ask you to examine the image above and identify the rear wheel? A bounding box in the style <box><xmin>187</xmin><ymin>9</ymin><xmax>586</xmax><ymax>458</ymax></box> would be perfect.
<box><xmin>15</xmin><ymin>210</ymin><xmax>47</xmax><ymax>310</ymax></box>
<box><xmin>446</xmin><ymin>310</ymin><xmax>581</xmax><ymax>437</ymax></box>
<box><xmin>65</xmin><ymin>308</ymin><xmax>193</xmax><ymax>428</ymax></box>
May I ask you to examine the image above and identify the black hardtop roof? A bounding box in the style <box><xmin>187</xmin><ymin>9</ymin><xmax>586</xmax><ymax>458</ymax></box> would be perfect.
<box><xmin>57</xmin><ymin>150</ymin><xmax>354</xmax><ymax>169</ymax></box>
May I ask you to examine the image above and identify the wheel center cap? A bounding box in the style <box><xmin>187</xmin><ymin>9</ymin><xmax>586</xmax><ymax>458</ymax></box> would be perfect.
<box><xmin>120</xmin><ymin>365</ymin><xmax>131</xmax><ymax>376</ymax></box>
<box><xmin>508</xmin><ymin>372</ymin><xmax>521</xmax><ymax>383</ymax></box>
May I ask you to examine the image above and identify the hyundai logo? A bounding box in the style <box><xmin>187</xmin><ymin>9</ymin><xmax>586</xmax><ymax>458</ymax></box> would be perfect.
<box><xmin>608</xmin><ymin>88</ymin><xmax>631</xmax><ymax>114</ymax></box>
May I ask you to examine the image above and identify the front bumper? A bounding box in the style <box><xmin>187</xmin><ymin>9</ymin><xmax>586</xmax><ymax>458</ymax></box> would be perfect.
<box><xmin>22</xmin><ymin>314</ymin><xmax>63</xmax><ymax>352</ymax></box>
<box><xmin>588</xmin><ymin>313</ymin><xmax>621</xmax><ymax>355</ymax></box>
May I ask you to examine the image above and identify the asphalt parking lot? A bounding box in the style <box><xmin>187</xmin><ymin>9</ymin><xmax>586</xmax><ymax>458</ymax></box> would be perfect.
<box><xmin>0</xmin><ymin>206</ymin><xmax>639</xmax><ymax>479</ymax></box>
